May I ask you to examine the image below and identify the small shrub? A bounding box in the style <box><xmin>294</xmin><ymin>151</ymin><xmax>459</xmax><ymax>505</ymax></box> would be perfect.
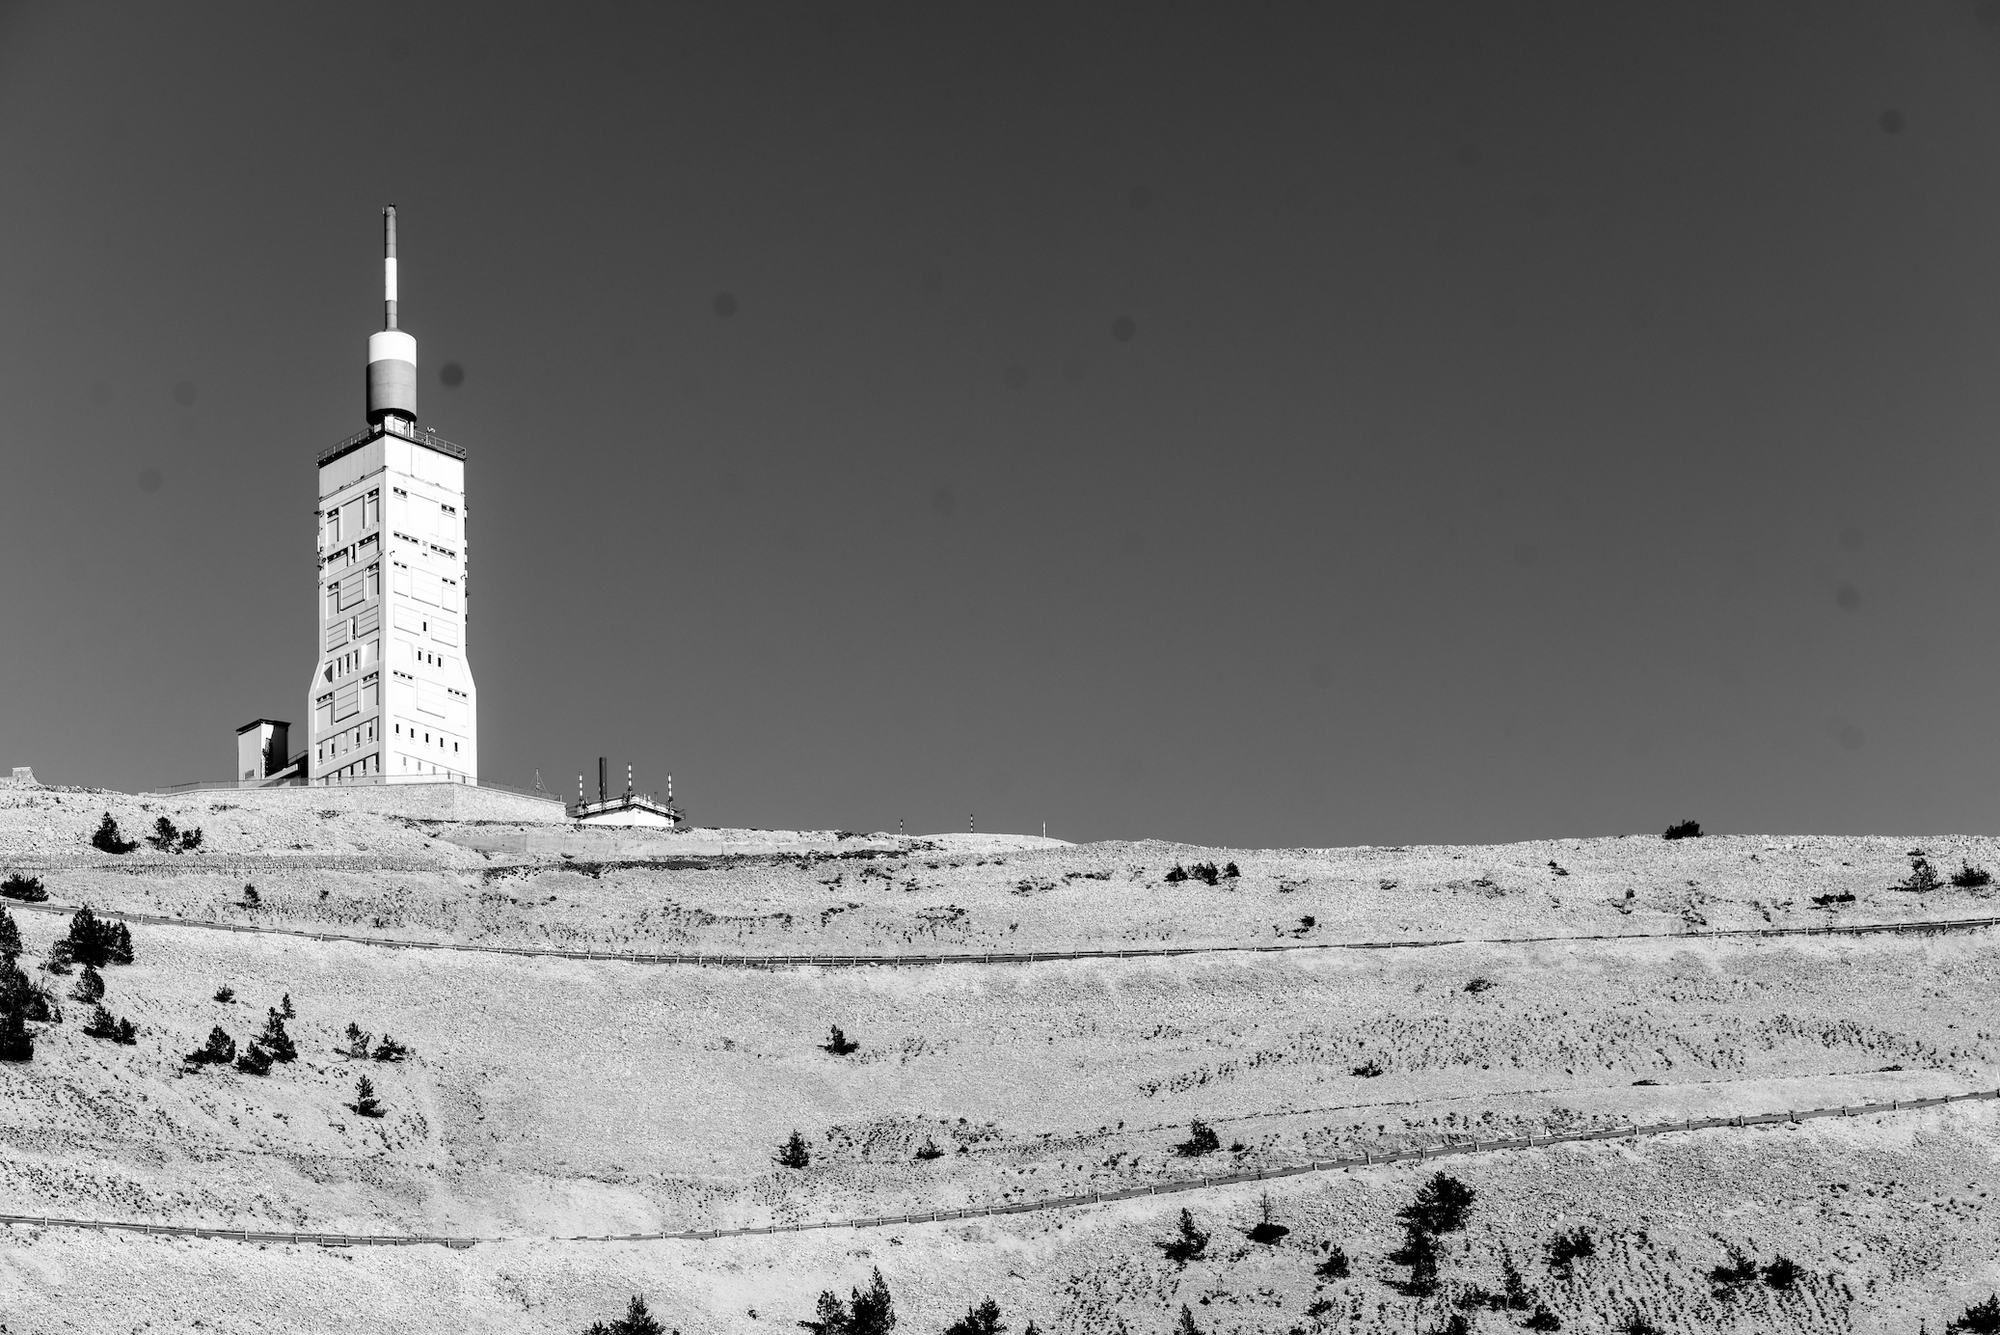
<box><xmin>372</xmin><ymin>1033</ymin><xmax>411</xmax><ymax>1062</ymax></box>
<box><xmin>1662</xmin><ymin>820</ymin><xmax>1702</xmax><ymax>840</ymax></box>
<box><xmin>1190</xmin><ymin>861</ymin><xmax>1220</xmax><ymax>886</ymax></box>
<box><xmin>583</xmin><ymin>1293</ymin><xmax>666</xmax><ymax>1335</ymax></box>
<box><xmin>1463</xmin><ymin>976</ymin><xmax>1494</xmax><ymax>994</ymax></box>
<box><xmin>1523</xmin><ymin>1304</ymin><xmax>1562</xmax><ymax>1331</ymax></box>
<box><xmin>235</xmin><ymin>1043</ymin><xmax>273</xmax><ymax>1076</ymax></box>
<box><xmin>1175</xmin><ymin>1119</ymin><xmax>1221</xmax><ymax>1157</ymax></box>
<box><xmin>109</xmin><ymin>922</ymin><xmax>133</xmax><ymax>964</ymax></box>
<box><xmin>1811</xmin><ymin>892</ymin><xmax>1855</xmax><ymax>906</ymax></box>
<box><xmin>0</xmin><ymin>908</ymin><xmax>20</xmax><ymax>958</ymax></box>
<box><xmin>1315</xmin><ymin>1244</ymin><xmax>1350</xmax><ymax>1279</ymax></box>
<box><xmin>1501</xmin><ymin>1251</ymin><xmax>1531</xmax><ymax>1309</ymax></box>
<box><xmin>1951</xmin><ymin>863</ymin><xmax>1993</xmax><ymax>889</ymax></box>
<box><xmin>279</xmin><ymin>993</ymin><xmax>295</xmax><ymax>1018</ymax></box>
<box><xmin>342</xmin><ymin>1022</ymin><xmax>372</xmax><ymax>1059</ymax></box>
<box><xmin>1164</xmin><ymin>864</ymin><xmax>1189</xmax><ymax>884</ymax></box>
<box><xmin>940</xmin><ymin>1298</ymin><xmax>1006</xmax><ymax>1335</ymax></box>
<box><xmin>214</xmin><ymin>986</ymin><xmax>235</xmax><ymax>1003</ymax></box>
<box><xmin>352</xmin><ymin>1075</ymin><xmax>383</xmax><ymax>1117</ymax></box>
<box><xmin>1547</xmin><ymin>1227</ymin><xmax>1595</xmax><ymax>1276</ymax></box>
<box><xmin>1898</xmin><ymin>855</ymin><xmax>1942</xmax><ymax>893</ymax></box>
<box><xmin>1157</xmin><ymin>1208</ymin><xmax>1210</xmax><ymax>1265</ymax></box>
<box><xmin>241</xmin><ymin>884</ymin><xmax>261</xmax><ymax>908</ymax></box>
<box><xmin>90</xmin><ymin>814</ymin><xmax>137</xmax><ymax>854</ymax></box>
<box><xmin>145</xmin><ymin>817</ymin><xmax>180</xmax><ymax>852</ymax></box>
<box><xmin>1246</xmin><ymin>1192</ymin><xmax>1289</xmax><ymax>1244</ymax></box>
<box><xmin>1175</xmin><ymin>1308</ymin><xmax>1202</xmax><ymax>1335</ymax></box>
<box><xmin>822</xmin><ymin>1024</ymin><xmax>860</xmax><ymax>1055</ymax></box>
<box><xmin>65</xmin><ymin>907</ymin><xmax>121</xmax><ymax>968</ymax></box>
<box><xmin>1222</xmin><ymin>861</ymin><xmax>1239</xmax><ymax>878</ymax></box>
<box><xmin>1399</xmin><ymin>1173</ymin><xmax>1476</xmax><ymax>1235</ymax></box>
<box><xmin>1947</xmin><ymin>1294</ymin><xmax>2000</xmax><ymax>1334</ymax></box>
<box><xmin>1615</xmin><ymin>1314</ymin><xmax>1661</xmax><ymax>1335</ymax></box>
<box><xmin>39</xmin><ymin>940</ymin><xmax>72</xmax><ymax>974</ymax></box>
<box><xmin>115</xmin><ymin>1016</ymin><xmax>137</xmax><ymax>1044</ymax></box>
<box><xmin>914</xmin><ymin>1137</ymin><xmax>944</xmax><ymax>1161</ymax></box>
<box><xmin>775</xmin><ymin>1129</ymin><xmax>811</xmax><ymax>1169</ymax></box>
<box><xmin>1351</xmin><ymin>1058</ymin><xmax>1384</xmax><ymax>1077</ymax></box>
<box><xmin>1760</xmin><ymin>1255</ymin><xmax>1800</xmax><ymax>1290</ymax></box>
<box><xmin>70</xmin><ymin>965</ymin><xmax>104</xmax><ymax>1003</ymax></box>
<box><xmin>82</xmin><ymin>1005</ymin><xmax>119</xmax><ymax>1039</ymax></box>
<box><xmin>1421</xmin><ymin>1316</ymin><xmax>1469</xmax><ymax>1335</ymax></box>
<box><xmin>1709</xmin><ymin>1246</ymin><xmax>1757</xmax><ymax>1289</ymax></box>
<box><xmin>0</xmin><ymin>872</ymin><xmax>48</xmax><ymax>902</ymax></box>
<box><xmin>22</xmin><ymin>980</ymin><xmax>59</xmax><ymax>1023</ymax></box>
<box><xmin>184</xmin><ymin>1025</ymin><xmax>236</xmax><ymax>1067</ymax></box>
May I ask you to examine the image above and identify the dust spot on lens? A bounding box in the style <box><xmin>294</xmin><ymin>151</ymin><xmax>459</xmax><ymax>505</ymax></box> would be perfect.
<box><xmin>1835</xmin><ymin>582</ymin><xmax>1861</xmax><ymax>611</ymax></box>
<box><xmin>1002</xmin><ymin>365</ymin><xmax>1029</xmax><ymax>391</ymax></box>
<box><xmin>440</xmin><ymin>361</ymin><xmax>465</xmax><ymax>387</ymax></box>
<box><xmin>89</xmin><ymin>382</ymin><xmax>114</xmax><ymax>405</ymax></box>
<box><xmin>713</xmin><ymin>292</ymin><xmax>738</xmax><ymax>318</ymax></box>
<box><xmin>1880</xmin><ymin>110</ymin><xmax>1904</xmax><ymax>135</ymax></box>
<box><xmin>1838</xmin><ymin>526</ymin><xmax>1864</xmax><ymax>552</ymax></box>
<box><xmin>138</xmin><ymin>467</ymin><xmax>163</xmax><ymax>493</ymax></box>
<box><xmin>1111</xmin><ymin>315</ymin><xmax>1136</xmax><ymax>342</ymax></box>
<box><xmin>1127</xmin><ymin>185</ymin><xmax>1152</xmax><ymax>211</ymax></box>
<box><xmin>172</xmin><ymin>381</ymin><xmax>198</xmax><ymax>406</ymax></box>
<box><xmin>1309</xmin><ymin>663</ymin><xmax>1334</xmax><ymax>689</ymax></box>
<box><xmin>930</xmin><ymin>485</ymin><xmax>956</xmax><ymax>516</ymax></box>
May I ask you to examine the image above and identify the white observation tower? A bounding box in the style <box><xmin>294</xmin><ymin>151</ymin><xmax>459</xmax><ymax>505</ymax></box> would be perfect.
<box><xmin>307</xmin><ymin>206</ymin><xmax>479</xmax><ymax>784</ymax></box>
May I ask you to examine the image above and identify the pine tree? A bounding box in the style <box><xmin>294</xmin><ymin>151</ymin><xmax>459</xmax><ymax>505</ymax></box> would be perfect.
<box><xmin>823</xmin><ymin>1024</ymin><xmax>860</xmax><ymax>1055</ymax></box>
<box><xmin>0</xmin><ymin>873</ymin><xmax>47</xmax><ymax>902</ymax></box>
<box><xmin>1315</xmin><ymin>1244</ymin><xmax>1350</xmax><ymax>1279</ymax></box>
<box><xmin>583</xmin><ymin>1295</ymin><xmax>665</xmax><ymax>1335</ymax></box>
<box><xmin>0</xmin><ymin>908</ymin><xmax>19</xmax><ymax>959</ymax></box>
<box><xmin>372</xmin><ymin>1033</ymin><xmax>411</xmax><ymax>1061</ymax></box>
<box><xmin>90</xmin><ymin>813</ymin><xmax>136</xmax><ymax>854</ymax></box>
<box><xmin>0</xmin><ymin>1006</ymin><xmax>31</xmax><ymax>1062</ymax></box>
<box><xmin>1175</xmin><ymin>1307</ymin><xmax>1203</xmax><ymax>1335</ymax></box>
<box><xmin>114</xmin><ymin>1017</ymin><xmax>137</xmax><ymax>1045</ymax></box>
<box><xmin>83</xmin><ymin>1005</ymin><xmax>119</xmax><ymax>1039</ymax></box>
<box><xmin>235</xmin><ymin>1043</ymin><xmax>273</xmax><ymax>1075</ymax></box>
<box><xmin>941</xmin><ymin>1298</ymin><xmax>1006</xmax><ymax>1335</ymax></box>
<box><xmin>776</xmin><ymin>1130</ymin><xmax>811</xmax><ymax>1169</ymax></box>
<box><xmin>1158</xmin><ymin>1208</ymin><xmax>1210</xmax><ymax>1265</ymax></box>
<box><xmin>1398</xmin><ymin>1173</ymin><xmax>1476</xmax><ymax>1235</ymax></box>
<box><xmin>110</xmin><ymin>922</ymin><xmax>133</xmax><ymax>965</ymax></box>
<box><xmin>1390</xmin><ymin>1225</ymin><xmax>1439</xmax><ymax>1296</ymax></box>
<box><xmin>70</xmin><ymin>964</ymin><xmax>104</xmax><ymax>1003</ymax></box>
<box><xmin>279</xmin><ymin>993</ymin><xmax>295</xmax><ymax>1019</ymax></box>
<box><xmin>342</xmin><ymin>1022</ymin><xmax>372</xmax><ymax>1059</ymax></box>
<box><xmin>67</xmin><ymin>907</ymin><xmax>111</xmax><ymax>967</ymax></box>
<box><xmin>353</xmin><ymin>1075</ymin><xmax>384</xmax><ymax>1117</ymax></box>
<box><xmin>144</xmin><ymin>816</ymin><xmax>181</xmax><ymax>852</ymax></box>
<box><xmin>185</xmin><ymin>1025</ymin><xmax>236</xmax><ymax>1067</ymax></box>
<box><xmin>800</xmin><ymin>1269</ymin><xmax>894</xmax><ymax>1335</ymax></box>
<box><xmin>258</xmin><ymin>1009</ymin><xmax>297</xmax><ymax>1062</ymax></box>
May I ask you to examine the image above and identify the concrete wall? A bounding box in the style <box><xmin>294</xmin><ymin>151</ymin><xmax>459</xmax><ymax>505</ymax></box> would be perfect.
<box><xmin>208</xmin><ymin>780</ymin><xmax>562</xmax><ymax>823</ymax></box>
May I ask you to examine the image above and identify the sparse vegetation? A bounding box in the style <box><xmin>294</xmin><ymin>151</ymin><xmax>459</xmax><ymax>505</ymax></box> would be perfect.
<box><xmin>371</xmin><ymin>1032</ymin><xmax>410</xmax><ymax>1061</ymax></box>
<box><xmin>1157</xmin><ymin>1207</ymin><xmax>1210</xmax><ymax>1265</ymax></box>
<box><xmin>1222</xmin><ymin>861</ymin><xmax>1239</xmax><ymax>878</ymax></box>
<box><xmin>798</xmin><ymin>1267</ymin><xmax>894</xmax><ymax>1335</ymax></box>
<box><xmin>1709</xmin><ymin>1245</ymin><xmax>1757</xmax><ymax>1290</ymax></box>
<box><xmin>1174</xmin><ymin>1119</ymin><xmax>1221</xmax><ymax>1157</ymax></box>
<box><xmin>775</xmin><ymin>1129</ymin><xmax>811</xmax><ymax>1169</ymax></box>
<box><xmin>1174</xmin><ymin>1308</ymin><xmax>1202</xmax><ymax>1335</ymax></box>
<box><xmin>184</xmin><ymin>1026</ymin><xmax>236</xmax><ymax>1067</ymax></box>
<box><xmin>0</xmin><ymin>872</ymin><xmax>47</xmax><ymax>902</ymax></box>
<box><xmin>235</xmin><ymin>1043</ymin><xmax>273</xmax><ymax>1075</ymax></box>
<box><xmin>823</xmin><ymin>1024</ymin><xmax>860</xmax><ymax>1055</ymax></box>
<box><xmin>240</xmin><ymin>884</ymin><xmax>261</xmax><ymax>908</ymax></box>
<box><xmin>1189</xmin><ymin>861</ymin><xmax>1220</xmax><ymax>885</ymax></box>
<box><xmin>90</xmin><ymin>813</ymin><xmax>137</xmax><ymax>854</ymax></box>
<box><xmin>1811</xmin><ymin>891</ymin><xmax>1855</xmax><ymax>906</ymax></box>
<box><xmin>1951</xmin><ymin>862</ymin><xmax>1993</xmax><ymax>889</ymax></box>
<box><xmin>214</xmin><ymin>985</ymin><xmax>235</xmax><ymax>1003</ymax></box>
<box><xmin>582</xmin><ymin>1294</ymin><xmax>665</xmax><ymax>1335</ymax></box>
<box><xmin>1523</xmin><ymin>1304</ymin><xmax>1562</xmax><ymax>1331</ymax></box>
<box><xmin>1898</xmin><ymin>854</ymin><xmax>1942</xmax><ymax>893</ymax></box>
<box><xmin>82</xmin><ymin>1005</ymin><xmax>136</xmax><ymax>1044</ymax></box>
<box><xmin>1662</xmin><ymin>820</ymin><xmax>1702</xmax><ymax>840</ymax></box>
<box><xmin>342</xmin><ymin>1022</ymin><xmax>372</xmax><ymax>1059</ymax></box>
<box><xmin>1761</xmin><ymin>1254</ymin><xmax>1800</xmax><ymax>1290</ymax></box>
<box><xmin>1351</xmin><ymin>1058</ymin><xmax>1384</xmax><ymax>1077</ymax></box>
<box><xmin>914</xmin><ymin>1137</ymin><xmax>944</xmax><ymax>1161</ymax></box>
<box><xmin>1463</xmin><ymin>976</ymin><xmax>1494</xmax><ymax>994</ymax></box>
<box><xmin>1315</xmin><ymin>1244</ymin><xmax>1350</xmax><ymax>1279</ymax></box>
<box><xmin>1546</xmin><ymin>1226</ymin><xmax>1595</xmax><ymax>1277</ymax></box>
<box><xmin>1164</xmin><ymin>864</ymin><xmax>1189</xmax><ymax>883</ymax></box>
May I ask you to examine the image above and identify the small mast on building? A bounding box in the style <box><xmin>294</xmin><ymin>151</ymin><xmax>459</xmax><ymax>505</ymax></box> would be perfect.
<box><xmin>571</xmin><ymin>756</ymin><xmax>683</xmax><ymax>827</ymax></box>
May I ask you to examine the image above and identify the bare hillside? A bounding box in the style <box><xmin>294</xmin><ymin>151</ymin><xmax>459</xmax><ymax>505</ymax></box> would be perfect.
<box><xmin>0</xmin><ymin>786</ymin><xmax>1995</xmax><ymax>1334</ymax></box>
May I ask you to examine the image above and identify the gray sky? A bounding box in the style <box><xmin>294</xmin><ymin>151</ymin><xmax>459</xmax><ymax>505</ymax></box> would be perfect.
<box><xmin>5</xmin><ymin>2</ymin><xmax>2000</xmax><ymax>846</ymax></box>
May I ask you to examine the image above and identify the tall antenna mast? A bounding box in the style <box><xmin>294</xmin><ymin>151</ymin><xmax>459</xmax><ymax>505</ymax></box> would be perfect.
<box><xmin>366</xmin><ymin>205</ymin><xmax>417</xmax><ymax>425</ymax></box>
<box><xmin>383</xmin><ymin>205</ymin><xmax>399</xmax><ymax>330</ymax></box>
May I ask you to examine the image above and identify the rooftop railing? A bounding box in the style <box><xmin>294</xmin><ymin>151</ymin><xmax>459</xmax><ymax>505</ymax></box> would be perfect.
<box><xmin>317</xmin><ymin>416</ymin><xmax>466</xmax><ymax>468</ymax></box>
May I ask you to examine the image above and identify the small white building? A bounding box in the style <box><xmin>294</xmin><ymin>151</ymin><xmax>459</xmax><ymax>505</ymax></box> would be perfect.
<box><xmin>235</xmin><ymin>720</ymin><xmax>300</xmax><ymax>784</ymax></box>
<box><xmin>570</xmin><ymin>759</ymin><xmax>682</xmax><ymax>827</ymax></box>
